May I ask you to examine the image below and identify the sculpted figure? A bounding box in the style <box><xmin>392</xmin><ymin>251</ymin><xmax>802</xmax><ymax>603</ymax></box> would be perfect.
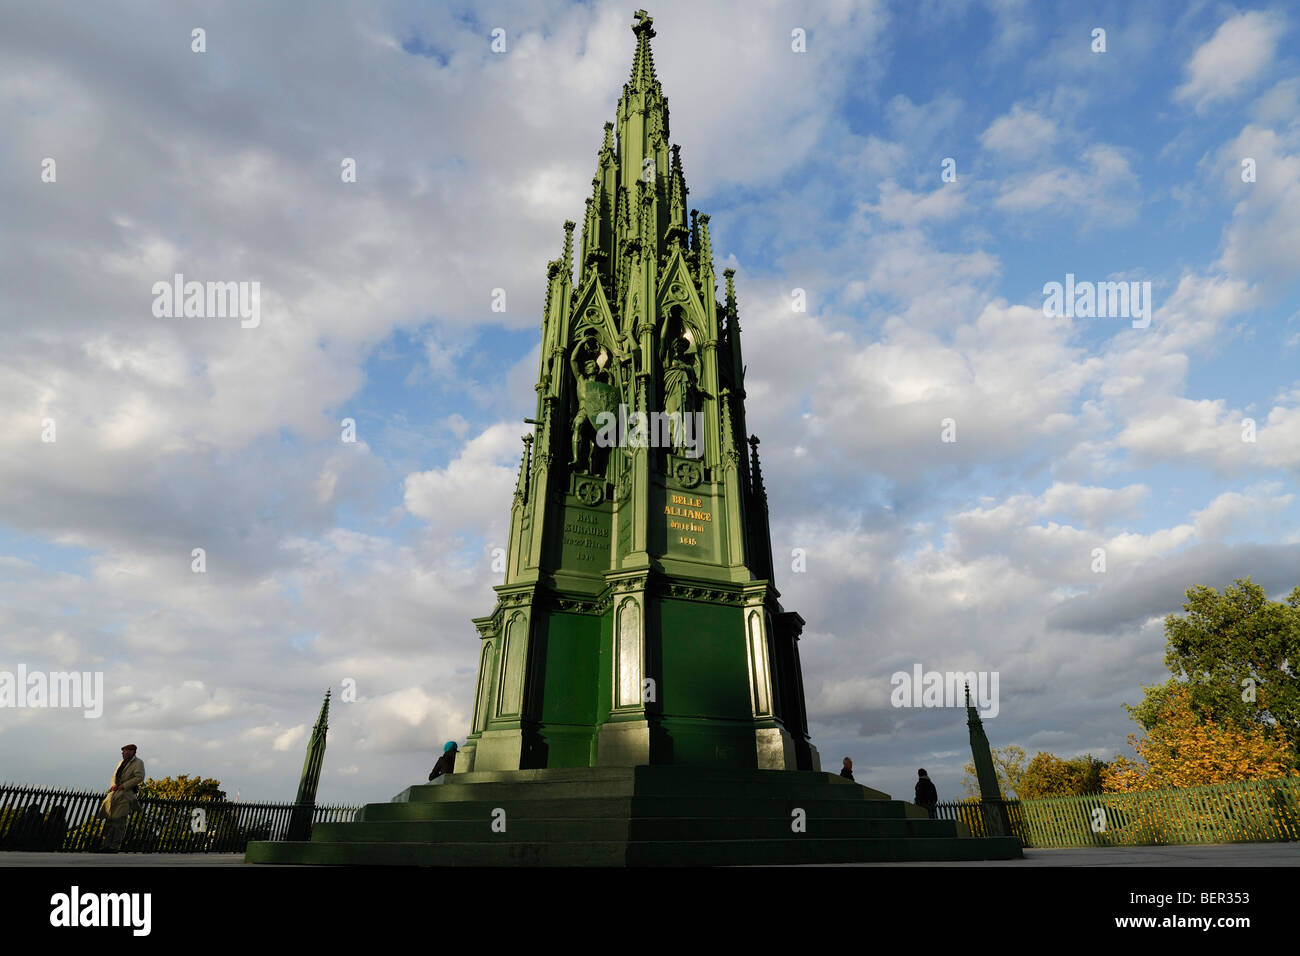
<box><xmin>660</xmin><ymin>308</ymin><xmax>700</xmax><ymax>452</ymax></box>
<box><xmin>569</xmin><ymin>331</ymin><xmax>618</xmax><ymax>473</ymax></box>
<box><xmin>661</xmin><ymin>335</ymin><xmax>698</xmax><ymax>423</ymax></box>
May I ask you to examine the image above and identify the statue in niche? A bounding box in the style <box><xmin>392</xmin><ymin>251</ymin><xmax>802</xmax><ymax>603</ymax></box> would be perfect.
<box><xmin>569</xmin><ymin>329</ymin><xmax>619</xmax><ymax>475</ymax></box>
<box><xmin>659</xmin><ymin>305</ymin><xmax>700</xmax><ymax>448</ymax></box>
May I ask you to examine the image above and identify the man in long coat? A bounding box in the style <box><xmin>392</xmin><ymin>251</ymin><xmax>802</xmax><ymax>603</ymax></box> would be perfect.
<box><xmin>95</xmin><ymin>744</ymin><xmax>145</xmax><ymax>852</ymax></box>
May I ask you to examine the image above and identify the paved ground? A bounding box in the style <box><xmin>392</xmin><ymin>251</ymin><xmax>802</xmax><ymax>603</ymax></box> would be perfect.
<box><xmin>2</xmin><ymin>844</ymin><xmax>1299</xmax><ymax>866</ymax></box>
<box><xmin>829</xmin><ymin>844</ymin><xmax>1300</xmax><ymax>866</ymax></box>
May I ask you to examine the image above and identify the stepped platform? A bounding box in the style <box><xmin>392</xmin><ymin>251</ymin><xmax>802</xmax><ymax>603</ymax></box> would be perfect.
<box><xmin>246</xmin><ymin>767</ymin><xmax>1022</xmax><ymax>866</ymax></box>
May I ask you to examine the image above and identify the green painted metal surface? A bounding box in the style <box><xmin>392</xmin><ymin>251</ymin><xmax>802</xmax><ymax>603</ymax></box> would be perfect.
<box><xmin>246</xmin><ymin>766</ymin><xmax>1023</xmax><ymax>865</ymax></box>
<box><xmin>246</xmin><ymin>11</ymin><xmax>1025</xmax><ymax>866</ymax></box>
<box><xmin>462</xmin><ymin>9</ymin><xmax>816</xmax><ymax>775</ymax></box>
<box><xmin>287</xmin><ymin>690</ymin><xmax>331</xmax><ymax>841</ymax></box>
<box><xmin>965</xmin><ymin>684</ymin><xmax>1011</xmax><ymax>837</ymax></box>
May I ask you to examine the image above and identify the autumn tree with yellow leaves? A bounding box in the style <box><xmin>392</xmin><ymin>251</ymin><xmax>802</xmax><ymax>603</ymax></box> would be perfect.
<box><xmin>1103</xmin><ymin>684</ymin><xmax>1297</xmax><ymax>792</ymax></box>
<box><xmin>1104</xmin><ymin>578</ymin><xmax>1300</xmax><ymax>792</ymax></box>
<box><xmin>137</xmin><ymin>774</ymin><xmax>226</xmax><ymax>801</ymax></box>
<box><xmin>1129</xmin><ymin>578</ymin><xmax>1300</xmax><ymax>759</ymax></box>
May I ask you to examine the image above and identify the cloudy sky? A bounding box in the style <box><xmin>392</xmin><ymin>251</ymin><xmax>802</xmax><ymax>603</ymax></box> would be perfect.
<box><xmin>1</xmin><ymin>0</ymin><xmax>1298</xmax><ymax>806</ymax></box>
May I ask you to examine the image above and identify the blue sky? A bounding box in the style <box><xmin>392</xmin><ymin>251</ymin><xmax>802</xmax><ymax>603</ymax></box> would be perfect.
<box><xmin>1</xmin><ymin>0</ymin><xmax>1298</xmax><ymax>805</ymax></box>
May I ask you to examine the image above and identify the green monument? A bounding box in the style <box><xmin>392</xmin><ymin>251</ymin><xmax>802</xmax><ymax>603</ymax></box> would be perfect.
<box><xmin>247</xmin><ymin>11</ymin><xmax>1022</xmax><ymax>864</ymax></box>
<box><xmin>461</xmin><ymin>7</ymin><xmax>815</xmax><ymax>776</ymax></box>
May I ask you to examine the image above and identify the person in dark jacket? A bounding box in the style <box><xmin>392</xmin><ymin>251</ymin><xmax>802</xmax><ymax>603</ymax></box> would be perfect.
<box><xmin>839</xmin><ymin>757</ymin><xmax>854</xmax><ymax>781</ymax></box>
<box><xmin>428</xmin><ymin>741</ymin><xmax>458</xmax><ymax>782</ymax></box>
<box><xmin>915</xmin><ymin>768</ymin><xmax>938</xmax><ymax>818</ymax></box>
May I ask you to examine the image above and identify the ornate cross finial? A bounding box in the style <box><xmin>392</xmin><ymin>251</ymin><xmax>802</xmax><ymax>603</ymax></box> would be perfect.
<box><xmin>633</xmin><ymin>9</ymin><xmax>655</xmax><ymax>35</ymax></box>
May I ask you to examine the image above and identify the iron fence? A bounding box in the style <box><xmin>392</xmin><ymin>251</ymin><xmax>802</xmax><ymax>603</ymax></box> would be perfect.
<box><xmin>935</xmin><ymin>797</ymin><xmax>1029</xmax><ymax>842</ymax></box>
<box><xmin>0</xmin><ymin>783</ymin><xmax>360</xmax><ymax>853</ymax></box>
<box><xmin>935</xmin><ymin>776</ymin><xmax>1300</xmax><ymax>848</ymax></box>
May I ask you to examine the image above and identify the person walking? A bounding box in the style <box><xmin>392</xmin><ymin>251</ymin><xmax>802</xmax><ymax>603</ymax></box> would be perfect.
<box><xmin>95</xmin><ymin>744</ymin><xmax>145</xmax><ymax>852</ymax></box>
<box><xmin>914</xmin><ymin>768</ymin><xmax>938</xmax><ymax>819</ymax></box>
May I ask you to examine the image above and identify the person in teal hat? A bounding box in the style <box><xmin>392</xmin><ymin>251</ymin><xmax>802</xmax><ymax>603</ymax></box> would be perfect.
<box><xmin>427</xmin><ymin>741</ymin><xmax>458</xmax><ymax>782</ymax></box>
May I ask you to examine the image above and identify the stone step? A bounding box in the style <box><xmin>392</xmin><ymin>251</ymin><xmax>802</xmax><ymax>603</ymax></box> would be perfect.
<box><xmin>444</xmin><ymin>767</ymin><xmax>857</xmax><ymax>787</ymax></box>
<box><xmin>310</xmin><ymin>815</ymin><xmax>960</xmax><ymax>843</ymax></box>
<box><xmin>397</xmin><ymin>778</ymin><xmax>887</xmax><ymax>805</ymax></box>
<box><xmin>243</xmin><ymin>767</ymin><xmax>1018</xmax><ymax>866</ymax></box>
<box><xmin>245</xmin><ymin>834</ymin><xmax>1023</xmax><ymax>867</ymax></box>
<box><xmin>627</xmin><ymin>836</ymin><xmax>1022</xmax><ymax>866</ymax></box>
<box><xmin>246</xmin><ymin>839</ymin><xmax>626</xmax><ymax>866</ymax></box>
<box><xmin>358</xmin><ymin>795</ymin><xmax>912</xmax><ymax>823</ymax></box>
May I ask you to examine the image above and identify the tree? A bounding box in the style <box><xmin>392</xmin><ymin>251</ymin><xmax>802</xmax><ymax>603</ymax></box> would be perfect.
<box><xmin>1103</xmin><ymin>684</ymin><xmax>1298</xmax><ymax>792</ymax></box>
<box><xmin>961</xmin><ymin>745</ymin><xmax>1026</xmax><ymax>798</ymax></box>
<box><xmin>1018</xmin><ymin>751</ymin><xmax>1109</xmax><ymax>799</ymax></box>
<box><xmin>1127</xmin><ymin>578</ymin><xmax>1300</xmax><ymax>762</ymax></box>
<box><xmin>137</xmin><ymin>775</ymin><xmax>226</xmax><ymax>801</ymax></box>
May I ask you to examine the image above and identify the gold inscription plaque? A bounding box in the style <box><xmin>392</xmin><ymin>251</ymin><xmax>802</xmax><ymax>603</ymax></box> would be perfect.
<box><xmin>665</xmin><ymin>495</ymin><xmax>710</xmax><ymax>548</ymax></box>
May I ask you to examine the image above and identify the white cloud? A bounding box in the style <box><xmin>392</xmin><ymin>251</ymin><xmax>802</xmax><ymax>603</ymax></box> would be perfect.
<box><xmin>403</xmin><ymin>422</ymin><xmax>520</xmax><ymax>536</ymax></box>
<box><xmin>273</xmin><ymin>724</ymin><xmax>308</xmax><ymax>752</ymax></box>
<box><xmin>1193</xmin><ymin>484</ymin><xmax>1294</xmax><ymax>540</ymax></box>
<box><xmin>1176</xmin><ymin>10</ymin><xmax>1286</xmax><ymax>111</ymax></box>
<box><xmin>1215</xmin><ymin>123</ymin><xmax>1300</xmax><ymax>287</ymax></box>
<box><xmin>870</xmin><ymin>181</ymin><xmax>967</xmax><ymax>226</ymax></box>
<box><xmin>3</xmin><ymin>0</ymin><xmax>1299</xmax><ymax>809</ymax></box>
<box><xmin>980</xmin><ymin>104</ymin><xmax>1058</xmax><ymax>157</ymax></box>
<box><xmin>994</xmin><ymin>145</ymin><xmax>1140</xmax><ymax>227</ymax></box>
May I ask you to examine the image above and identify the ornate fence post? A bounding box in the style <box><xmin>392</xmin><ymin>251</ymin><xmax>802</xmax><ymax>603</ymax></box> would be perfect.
<box><xmin>965</xmin><ymin>683</ymin><xmax>1012</xmax><ymax>839</ymax></box>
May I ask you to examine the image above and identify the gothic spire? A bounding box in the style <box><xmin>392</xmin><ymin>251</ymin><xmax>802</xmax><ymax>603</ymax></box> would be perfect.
<box><xmin>629</xmin><ymin>9</ymin><xmax>659</xmax><ymax>91</ymax></box>
<box><xmin>667</xmin><ymin>143</ymin><xmax>688</xmax><ymax>242</ymax></box>
<box><xmin>581</xmin><ymin>178</ymin><xmax>601</xmax><ymax>282</ymax></box>
<box><xmin>697</xmin><ymin>213</ymin><xmax>713</xmax><ymax>271</ymax></box>
<box><xmin>561</xmin><ymin>219</ymin><xmax>575</xmax><ymax>277</ymax></box>
<box><xmin>966</xmin><ymin>682</ymin><xmax>1012</xmax><ymax>836</ymax></box>
<box><xmin>748</xmin><ymin>436</ymin><xmax>765</xmax><ymax>497</ymax></box>
<box><xmin>514</xmin><ymin>434</ymin><xmax>533</xmax><ymax>505</ymax></box>
<box><xmin>297</xmin><ymin>689</ymin><xmax>330</xmax><ymax>800</ymax></box>
<box><xmin>724</xmin><ymin>268</ymin><xmax>738</xmax><ymax>326</ymax></box>
<box><xmin>288</xmin><ymin>689</ymin><xmax>331</xmax><ymax>840</ymax></box>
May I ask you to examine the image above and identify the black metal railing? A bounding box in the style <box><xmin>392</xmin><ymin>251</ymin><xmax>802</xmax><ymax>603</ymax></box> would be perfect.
<box><xmin>0</xmin><ymin>783</ymin><xmax>360</xmax><ymax>853</ymax></box>
<box><xmin>934</xmin><ymin>797</ymin><xmax>1030</xmax><ymax>843</ymax></box>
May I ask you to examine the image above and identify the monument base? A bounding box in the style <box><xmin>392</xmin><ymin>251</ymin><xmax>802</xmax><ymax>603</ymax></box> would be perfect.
<box><xmin>246</xmin><ymin>766</ymin><xmax>1021</xmax><ymax>866</ymax></box>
